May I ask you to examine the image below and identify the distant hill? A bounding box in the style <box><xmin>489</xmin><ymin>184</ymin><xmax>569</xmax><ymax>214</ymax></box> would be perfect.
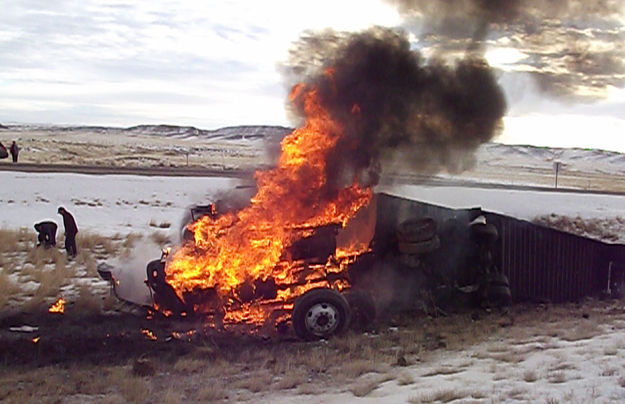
<box><xmin>124</xmin><ymin>124</ymin><xmax>293</xmax><ymax>141</ymax></box>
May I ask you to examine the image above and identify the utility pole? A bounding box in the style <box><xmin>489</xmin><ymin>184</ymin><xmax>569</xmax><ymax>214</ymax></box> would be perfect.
<box><xmin>553</xmin><ymin>161</ymin><xmax>561</xmax><ymax>189</ymax></box>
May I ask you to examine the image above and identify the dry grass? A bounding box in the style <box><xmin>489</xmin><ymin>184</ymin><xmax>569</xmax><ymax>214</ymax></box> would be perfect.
<box><xmin>196</xmin><ymin>383</ymin><xmax>228</xmax><ymax>402</ymax></box>
<box><xmin>533</xmin><ymin>214</ymin><xmax>622</xmax><ymax>242</ymax></box>
<box><xmin>0</xmin><ymin>269</ymin><xmax>20</xmax><ymax>310</ymax></box>
<box><xmin>422</xmin><ymin>365</ymin><xmax>464</xmax><ymax>377</ymax></box>
<box><xmin>108</xmin><ymin>366</ymin><xmax>150</xmax><ymax>403</ymax></box>
<box><xmin>275</xmin><ymin>370</ymin><xmax>308</xmax><ymax>390</ymax></box>
<box><xmin>548</xmin><ymin>371</ymin><xmax>568</xmax><ymax>384</ymax></box>
<box><xmin>409</xmin><ymin>388</ymin><xmax>469</xmax><ymax>403</ymax></box>
<box><xmin>149</xmin><ymin>219</ymin><xmax>171</xmax><ymax>229</ymax></box>
<box><xmin>350</xmin><ymin>379</ymin><xmax>381</xmax><ymax>397</ymax></box>
<box><xmin>235</xmin><ymin>370</ymin><xmax>273</xmax><ymax>393</ymax></box>
<box><xmin>173</xmin><ymin>357</ymin><xmax>206</xmax><ymax>373</ymax></box>
<box><xmin>397</xmin><ymin>372</ymin><xmax>415</xmax><ymax>385</ymax></box>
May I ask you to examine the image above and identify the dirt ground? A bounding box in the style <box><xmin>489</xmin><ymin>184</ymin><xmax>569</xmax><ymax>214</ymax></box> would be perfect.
<box><xmin>1</xmin><ymin>298</ymin><xmax>624</xmax><ymax>403</ymax></box>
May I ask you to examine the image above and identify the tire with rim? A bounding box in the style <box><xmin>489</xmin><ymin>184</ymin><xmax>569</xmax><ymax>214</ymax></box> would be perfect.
<box><xmin>292</xmin><ymin>288</ymin><xmax>350</xmax><ymax>341</ymax></box>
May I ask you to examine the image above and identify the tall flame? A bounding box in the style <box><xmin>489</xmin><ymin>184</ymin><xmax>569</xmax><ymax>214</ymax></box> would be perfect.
<box><xmin>165</xmin><ymin>81</ymin><xmax>372</xmax><ymax>315</ymax></box>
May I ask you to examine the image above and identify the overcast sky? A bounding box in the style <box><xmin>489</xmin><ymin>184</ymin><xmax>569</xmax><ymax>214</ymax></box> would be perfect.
<box><xmin>2</xmin><ymin>0</ymin><xmax>624</xmax><ymax>152</ymax></box>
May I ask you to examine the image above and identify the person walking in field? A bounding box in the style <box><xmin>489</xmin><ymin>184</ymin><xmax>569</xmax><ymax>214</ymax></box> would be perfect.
<box><xmin>9</xmin><ymin>141</ymin><xmax>19</xmax><ymax>163</ymax></box>
<box><xmin>58</xmin><ymin>206</ymin><xmax>78</xmax><ymax>257</ymax></box>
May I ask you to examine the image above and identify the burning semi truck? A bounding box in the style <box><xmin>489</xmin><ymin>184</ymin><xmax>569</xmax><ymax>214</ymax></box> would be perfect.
<box><xmin>98</xmin><ymin>29</ymin><xmax>509</xmax><ymax>340</ymax></box>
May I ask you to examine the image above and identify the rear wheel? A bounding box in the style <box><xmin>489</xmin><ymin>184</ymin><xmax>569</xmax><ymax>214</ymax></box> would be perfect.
<box><xmin>292</xmin><ymin>288</ymin><xmax>350</xmax><ymax>340</ymax></box>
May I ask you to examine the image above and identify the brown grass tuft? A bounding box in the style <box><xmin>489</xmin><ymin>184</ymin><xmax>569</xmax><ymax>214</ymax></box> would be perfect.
<box><xmin>275</xmin><ymin>370</ymin><xmax>308</xmax><ymax>390</ymax></box>
<box><xmin>173</xmin><ymin>357</ymin><xmax>206</xmax><ymax>373</ymax></box>
<box><xmin>196</xmin><ymin>383</ymin><xmax>227</xmax><ymax>402</ymax></box>
<box><xmin>409</xmin><ymin>388</ymin><xmax>469</xmax><ymax>403</ymax></box>
<box><xmin>107</xmin><ymin>366</ymin><xmax>150</xmax><ymax>403</ymax></box>
<box><xmin>236</xmin><ymin>371</ymin><xmax>273</xmax><ymax>393</ymax></box>
<box><xmin>523</xmin><ymin>369</ymin><xmax>538</xmax><ymax>382</ymax></box>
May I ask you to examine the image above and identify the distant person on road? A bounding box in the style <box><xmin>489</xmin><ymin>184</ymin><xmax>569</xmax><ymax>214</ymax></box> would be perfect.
<box><xmin>0</xmin><ymin>142</ymin><xmax>7</xmax><ymax>159</ymax></box>
<box><xmin>9</xmin><ymin>141</ymin><xmax>18</xmax><ymax>163</ymax></box>
<box><xmin>58</xmin><ymin>207</ymin><xmax>78</xmax><ymax>257</ymax></box>
<box><xmin>34</xmin><ymin>221</ymin><xmax>57</xmax><ymax>249</ymax></box>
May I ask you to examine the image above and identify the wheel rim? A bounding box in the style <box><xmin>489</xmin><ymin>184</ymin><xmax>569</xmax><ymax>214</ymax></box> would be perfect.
<box><xmin>305</xmin><ymin>302</ymin><xmax>339</xmax><ymax>336</ymax></box>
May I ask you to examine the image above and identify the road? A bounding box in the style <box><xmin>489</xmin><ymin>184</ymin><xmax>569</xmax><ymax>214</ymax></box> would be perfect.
<box><xmin>2</xmin><ymin>161</ymin><xmax>624</xmax><ymax>196</ymax></box>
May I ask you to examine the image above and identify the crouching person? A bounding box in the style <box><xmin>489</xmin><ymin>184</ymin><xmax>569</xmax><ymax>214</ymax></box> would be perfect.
<box><xmin>34</xmin><ymin>221</ymin><xmax>57</xmax><ymax>248</ymax></box>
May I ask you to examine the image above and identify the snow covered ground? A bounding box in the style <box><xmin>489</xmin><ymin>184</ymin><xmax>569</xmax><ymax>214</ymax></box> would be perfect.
<box><xmin>3</xmin><ymin>171</ymin><xmax>625</xmax><ymax>242</ymax></box>
<box><xmin>1</xmin><ymin>172</ymin><xmax>239</xmax><ymax>238</ymax></box>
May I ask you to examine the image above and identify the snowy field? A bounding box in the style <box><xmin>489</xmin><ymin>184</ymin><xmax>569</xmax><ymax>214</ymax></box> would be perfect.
<box><xmin>3</xmin><ymin>171</ymin><xmax>625</xmax><ymax>242</ymax></box>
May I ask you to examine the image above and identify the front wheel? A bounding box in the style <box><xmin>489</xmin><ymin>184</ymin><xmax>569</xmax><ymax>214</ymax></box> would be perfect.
<box><xmin>292</xmin><ymin>288</ymin><xmax>350</xmax><ymax>341</ymax></box>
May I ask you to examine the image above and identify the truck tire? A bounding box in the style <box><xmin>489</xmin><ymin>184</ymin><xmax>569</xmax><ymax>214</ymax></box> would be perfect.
<box><xmin>398</xmin><ymin>235</ymin><xmax>440</xmax><ymax>255</ymax></box>
<box><xmin>397</xmin><ymin>218</ymin><xmax>437</xmax><ymax>243</ymax></box>
<box><xmin>292</xmin><ymin>288</ymin><xmax>350</xmax><ymax>341</ymax></box>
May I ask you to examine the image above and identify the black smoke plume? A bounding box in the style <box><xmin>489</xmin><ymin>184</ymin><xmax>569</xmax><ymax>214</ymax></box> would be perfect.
<box><xmin>386</xmin><ymin>0</ymin><xmax>625</xmax><ymax>99</ymax></box>
<box><xmin>284</xmin><ymin>28</ymin><xmax>506</xmax><ymax>186</ymax></box>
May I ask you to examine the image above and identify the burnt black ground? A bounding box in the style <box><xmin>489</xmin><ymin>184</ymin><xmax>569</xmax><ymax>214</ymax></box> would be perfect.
<box><xmin>0</xmin><ymin>310</ymin><xmax>296</xmax><ymax>368</ymax></box>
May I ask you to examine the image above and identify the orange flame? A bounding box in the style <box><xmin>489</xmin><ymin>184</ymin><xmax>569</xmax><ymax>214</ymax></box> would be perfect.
<box><xmin>48</xmin><ymin>298</ymin><xmax>65</xmax><ymax>314</ymax></box>
<box><xmin>141</xmin><ymin>328</ymin><xmax>157</xmax><ymax>341</ymax></box>
<box><xmin>165</xmin><ymin>81</ymin><xmax>372</xmax><ymax>325</ymax></box>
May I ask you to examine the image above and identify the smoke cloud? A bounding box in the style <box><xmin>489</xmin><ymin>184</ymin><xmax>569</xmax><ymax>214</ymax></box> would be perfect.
<box><xmin>283</xmin><ymin>28</ymin><xmax>506</xmax><ymax>183</ymax></box>
<box><xmin>386</xmin><ymin>0</ymin><xmax>625</xmax><ymax>99</ymax></box>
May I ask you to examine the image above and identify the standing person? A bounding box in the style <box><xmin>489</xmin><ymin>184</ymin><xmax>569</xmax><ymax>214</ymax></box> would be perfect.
<box><xmin>9</xmin><ymin>141</ymin><xmax>18</xmax><ymax>163</ymax></box>
<box><xmin>58</xmin><ymin>207</ymin><xmax>78</xmax><ymax>257</ymax></box>
<box><xmin>0</xmin><ymin>142</ymin><xmax>7</xmax><ymax>159</ymax></box>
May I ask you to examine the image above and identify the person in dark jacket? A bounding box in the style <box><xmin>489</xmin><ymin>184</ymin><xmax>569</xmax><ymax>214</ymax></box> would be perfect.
<box><xmin>9</xmin><ymin>141</ymin><xmax>18</xmax><ymax>163</ymax></box>
<box><xmin>34</xmin><ymin>221</ymin><xmax>57</xmax><ymax>248</ymax></box>
<box><xmin>58</xmin><ymin>207</ymin><xmax>78</xmax><ymax>257</ymax></box>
